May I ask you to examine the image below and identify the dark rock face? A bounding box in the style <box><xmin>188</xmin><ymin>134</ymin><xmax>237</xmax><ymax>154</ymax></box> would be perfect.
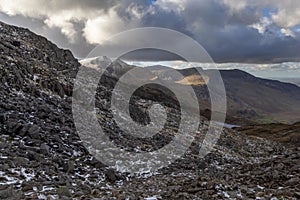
<box><xmin>0</xmin><ymin>21</ymin><xmax>299</xmax><ymax>199</ymax></box>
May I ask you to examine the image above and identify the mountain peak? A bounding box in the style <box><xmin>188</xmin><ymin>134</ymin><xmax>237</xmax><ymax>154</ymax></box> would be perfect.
<box><xmin>80</xmin><ymin>56</ymin><xmax>112</xmax><ymax>69</ymax></box>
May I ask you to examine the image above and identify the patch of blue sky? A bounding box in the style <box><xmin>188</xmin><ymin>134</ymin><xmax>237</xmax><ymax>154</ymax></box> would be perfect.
<box><xmin>262</xmin><ymin>7</ymin><xmax>278</xmax><ymax>18</ymax></box>
<box><xmin>291</xmin><ymin>25</ymin><xmax>300</xmax><ymax>32</ymax></box>
<box><xmin>147</xmin><ymin>0</ymin><xmax>157</xmax><ymax>5</ymax></box>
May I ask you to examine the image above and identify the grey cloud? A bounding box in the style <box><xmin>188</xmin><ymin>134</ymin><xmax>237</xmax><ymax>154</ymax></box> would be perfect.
<box><xmin>0</xmin><ymin>12</ymin><xmax>95</xmax><ymax>58</ymax></box>
<box><xmin>0</xmin><ymin>0</ymin><xmax>299</xmax><ymax>63</ymax></box>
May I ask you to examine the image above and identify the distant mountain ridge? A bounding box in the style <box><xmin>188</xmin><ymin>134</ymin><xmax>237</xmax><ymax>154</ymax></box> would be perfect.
<box><xmin>81</xmin><ymin>57</ymin><xmax>300</xmax><ymax>124</ymax></box>
<box><xmin>274</xmin><ymin>77</ymin><xmax>300</xmax><ymax>87</ymax></box>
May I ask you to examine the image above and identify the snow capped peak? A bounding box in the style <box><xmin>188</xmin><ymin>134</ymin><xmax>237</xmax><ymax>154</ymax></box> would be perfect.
<box><xmin>80</xmin><ymin>56</ymin><xmax>113</xmax><ymax>70</ymax></box>
<box><xmin>79</xmin><ymin>56</ymin><xmax>134</xmax><ymax>77</ymax></box>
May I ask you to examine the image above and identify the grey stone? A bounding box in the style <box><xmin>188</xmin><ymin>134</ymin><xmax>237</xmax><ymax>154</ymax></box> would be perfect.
<box><xmin>40</xmin><ymin>143</ymin><xmax>50</xmax><ymax>155</ymax></box>
<box><xmin>57</xmin><ymin>186</ymin><xmax>72</xmax><ymax>197</ymax></box>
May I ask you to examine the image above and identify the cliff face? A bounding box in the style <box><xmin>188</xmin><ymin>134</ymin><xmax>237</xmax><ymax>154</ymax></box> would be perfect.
<box><xmin>0</xmin><ymin>21</ymin><xmax>299</xmax><ymax>199</ymax></box>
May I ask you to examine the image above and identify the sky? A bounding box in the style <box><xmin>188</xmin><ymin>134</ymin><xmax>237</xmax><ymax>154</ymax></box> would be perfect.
<box><xmin>0</xmin><ymin>0</ymin><xmax>300</xmax><ymax>77</ymax></box>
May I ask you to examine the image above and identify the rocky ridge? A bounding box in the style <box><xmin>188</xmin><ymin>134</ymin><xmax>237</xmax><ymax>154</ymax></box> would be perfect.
<box><xmin>0</xmin><ymin>21</ymin><xmax>299</xmax><ymax>199</ymax></box>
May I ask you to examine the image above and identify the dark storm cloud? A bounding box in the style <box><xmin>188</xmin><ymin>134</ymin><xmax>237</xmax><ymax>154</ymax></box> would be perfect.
<box><xmin>201</xmin><ymin>25</ymin><xmax>300</xmax><ymax>63</ymax></box>
<box><xmin>0</xmin><ymin>0</ymin><xmax>299</xmax><ymax>63</ymax></box>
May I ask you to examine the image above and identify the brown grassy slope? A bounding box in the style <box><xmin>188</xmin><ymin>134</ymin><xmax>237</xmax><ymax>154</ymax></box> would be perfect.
<box><xmin>234</xmin><ymin>122</ymin><xmax>300</xmax><ymax>145</ymax></box>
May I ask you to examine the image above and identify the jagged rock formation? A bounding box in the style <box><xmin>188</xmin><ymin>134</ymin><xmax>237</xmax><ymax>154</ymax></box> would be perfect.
<box><xmin>0</xmin><ymin>21</ymin><xmax>299</xmax><ymax>199</ymax></box>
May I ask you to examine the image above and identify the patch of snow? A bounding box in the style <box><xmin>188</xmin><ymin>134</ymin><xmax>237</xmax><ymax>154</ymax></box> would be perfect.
<box><xmin>144</xmin><ymin>195</ymin><xmax>161</xmax><ymax>200</ymax></box>
<box><xmin>41</xmin><ymin>186</ymin><xmax>55</xmax><ymax>192</ymax></box>
<box><xmin>0</xmin><ymin>155</ymin><xmax>8</xmax><ymax>159</ymax></box>
<box><xmin>116</xmin><ymin>180</ymin><xmax>123</xmax><ymax>186</ymax></box>
<box><xmin>10</xmin><ymin>168</ymin><xmax>20</xmax><ymax>175</ymax></box>
<box><xmin>25</xmin><ymin>191</ymin><xmax>35</xmax><ymax>196</ymax></box>
<box><xmin>38</xmin><ymin>194</ymin><xmax>47</xmax><ymax>200</ymax></box>
<box><xmin>257</xmin><ymin>185</ymin><xmax>265</xmax><ymax>190</ymax></box>
<box><xmin>17</xmin><ymin>90</ymin><xmax>25</xmax><ymax>98</ymax></box>
<box><xmin>249</xmin><ymin>188</ymin><xmax>255</xmax><ymax>193</ymax></box>
<box><xmin>80</xmin><ymin>56</ymin><xmax>112</xmax><ymax>71</ymax></box>
<box><xmin>21</xmin><ymin>168</ymin><xmax>35</xmax><ymax>182</ymax></box>
<box><xmin>222</xmin><ymin>191</ymin><xmax>230</xmax><ymax>198</ymax></box>
<box><xmin>33</xmin><ymin>74</ymin><xmax>39</xmax><ymax>81</ymax></box>
<box><xmin>33</xmin><ymin>186</ymin><xmax>38</xmax><ymax>192</ymax></box>
<box><xmin>73</xmin><ymin>150</ymin><xmax>81</xmax><ymax>157</ymax></box>
<box><xmin>0</xmin><ymin>175</ymin><xmax>20</xmax><ymax>185</ymax></box>
<box><xmin>47</xmin><ymin>195</ymin><xmax>59</xmax><ymax>199</ymax></box>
